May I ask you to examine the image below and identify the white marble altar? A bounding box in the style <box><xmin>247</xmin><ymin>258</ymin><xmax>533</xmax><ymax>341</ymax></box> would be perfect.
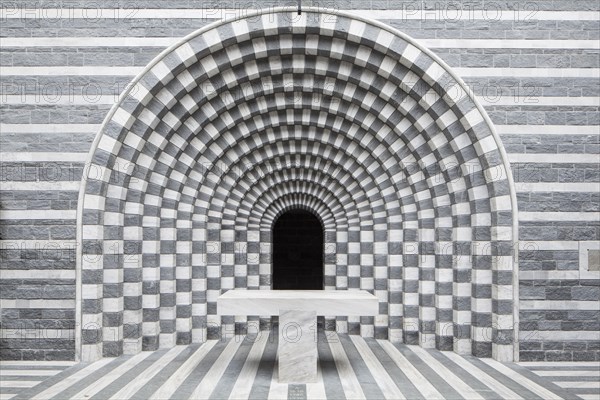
<box><xmin>217</xmin><ymin>290</ymin><xmax>379</xmax><ymax>383</ymax></box>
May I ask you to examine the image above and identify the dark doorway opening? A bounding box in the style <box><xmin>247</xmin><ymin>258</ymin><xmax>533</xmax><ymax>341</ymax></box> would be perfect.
<box><xmin>272</xmin><ymin>209</ymin><xmax>324</xmax><ymax>290</ymax></box>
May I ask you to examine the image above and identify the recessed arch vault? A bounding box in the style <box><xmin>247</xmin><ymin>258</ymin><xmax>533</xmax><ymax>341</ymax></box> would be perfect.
<box><xmin>76</xmin><ymin>7</ymin><xmax>519</xmax><ymax>362</ymax></box>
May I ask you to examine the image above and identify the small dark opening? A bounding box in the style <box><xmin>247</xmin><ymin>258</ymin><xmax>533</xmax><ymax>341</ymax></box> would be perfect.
<box><xmin>272</xmin><ymin>209</ymin><xmax>324</xmax><ymax>290</ymax></box>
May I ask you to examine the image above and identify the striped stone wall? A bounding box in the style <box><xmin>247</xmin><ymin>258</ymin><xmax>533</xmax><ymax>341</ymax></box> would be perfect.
<box><xmin>1</xmin><ymin>1</ymin><xmax>598</xmax><ymax>362</ymax></box>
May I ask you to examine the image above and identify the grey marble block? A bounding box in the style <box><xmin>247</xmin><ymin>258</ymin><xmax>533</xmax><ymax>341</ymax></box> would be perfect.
<box><xmin>278</xmin><ymin>309</ymin><xmax>318</xmax><ymax>383</ymax></box>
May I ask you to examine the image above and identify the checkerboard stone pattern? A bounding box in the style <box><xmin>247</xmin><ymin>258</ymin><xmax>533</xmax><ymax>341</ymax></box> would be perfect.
<box><xmin>78</xmin><ymin>10</ymin><xmax>517</xmax><ymax>362</ymax></box>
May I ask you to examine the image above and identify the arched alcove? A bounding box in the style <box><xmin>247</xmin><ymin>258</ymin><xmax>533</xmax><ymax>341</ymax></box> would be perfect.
<box><xmin>76</xmin><ymin>7</ymin><xmax>519</xmax><ymax>362</ymax></box>
<box><xmin>272</xmin><ymin>209</ymin><xmax>324</xmax><ymax>290</ymax></box>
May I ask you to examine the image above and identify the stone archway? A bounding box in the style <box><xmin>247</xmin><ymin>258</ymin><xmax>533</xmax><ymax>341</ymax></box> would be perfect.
<box><xmin>76</xmin><ymin>7</ymin><xmax>519</xmax><ymax>362</ymax></box>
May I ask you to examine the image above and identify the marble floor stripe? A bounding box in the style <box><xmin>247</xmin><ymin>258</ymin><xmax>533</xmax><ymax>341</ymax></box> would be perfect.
<box><xmin>441</xmin><ymin>351</ymin><xmax>523</xmax><ymax>400</ymax></box>
<box><xmin>0</xmin><ymin>371</ymin><xmax>57</xmax><ymax>377</ymax></box>
<box><xmin>0</xmin><ymin>366</ymin><xmax>69</xmax><ymax>372</ymax></box>
<box><xmin>89</xmin><ymin>349</ymin><xmax>169</xmax><ymax>400</ymax></box>
<box><xmin>481</xmin><ymin>359</ymin><xmax>577</xmax><ymax>400</ymax></box>
<box><xmin>267</xmin><ymin>360</ymin><xmax>288</xmax><ymax>400</ymax></box>
<box><xmin>556</xmin><ymin>381</ymin><xmax>600</xmax><ymax>389</ymax></box>
<box><xmin>0</xmin><ymin>381</ymin><xmax>38</xmax><ymax>388</ymax></box>
<box><xmin>520</xmin><ymin>362</ymin><xmax>600</xmax><ymax>368</ymax></box>
<box><xmin>149</xmin><ymin>341</ymin><xmax>218</xmax><ymax>400</ymax></box>
<box><xmin>338</xmin><ymin>334</ymin><xmax>385</xmax><ymax>399</ymax></box>
<box><xmin>70</xmin><ymin>351</ymin><xmax>152</xmax><ymax>399</ymax></box>
<box><xmin>47</xmin><ymin>357</ymin><xmax>128</xmax><ymax>400</ymax></box>
<box><xmin>316</xmin><ymin>331</ymin><xmax>347</xmax><ymax>400</ymax></box>
<box><xmin>229</xmin><ymin>332</ymin><xmax>270</xmax><ymax>400</ymax></box>
<box><xmin>305</xmin><ymin>364</ymin><xmax>326</xmax><ymax>399</ymax></box>
<box><xmin>110</xmin><ymin>346</ymin><xmax>189</xmax><ymax>400</ymax></box>
<box><xmin>523</xmin><ymin>361</ymin><xmax>600</xmax><ymax>400</ymax></box>
<box><xmin>169</xmin><ymin>339</ymin><xmax>233</xmax><ymax>400</ymax></box>
<box><xmin>535</xmin><ymin>371</ymin><xmax>600</xmax><ymax>377</ymax></box>
<box><xmin>393</xmin><ymin>344</ymin><xmax>464</xmax><ymax>400</ymax></box>
<box><xmin>426</xmin><ymin>348</ymin><xmax>505</xmax><ymax>400</ymax></box>
<box><xmin>467</xmin><ymin>357</ymin><xmax>548</xmax><ymax>400</ymax></box>
<box><xmin>409</xmin><ymin>346</ymin><xmax>485</xmax><ymax>400</ymax></box>
<box><xmin>377</xmin><ymin>340</ymin><xmax>443</xmax><ymax>400</ymax></box>
<box><xmin>579</xmin><ymin>394</ymin><xmax>600</xmax><ymax>400</ymax></box>
<box><xmin>8</xmin><ymin>363</ymin><xmax>89</xmax><ymax>400</ymax></box>
<box><xmin>29</xmin><ymin>358</ymin><xmax>114</xmax><ymax>400</ymax></box>
<box><xmin>206</xmin><ymin>336</ymin><xmax>257</xmax><ymax>399</ymax></box>
<box><xmin>518</xmin><ymin>362</ymin><xmax>598</xmax><ymax>400</ymax></box>
<box><xmin>0</xmin><ymin>376</ymin><xmax>52</xmax><ymax>381</ymax></box>
<box><xmin>328</xmin><ymin>334</ymin><xmax>366</xmax><ymax>400</ymax></box>
<box><xmin>2</xmin><ymin>333</ymin><xmax>599</xmax><ymax>400</ymax></box>
<box><xmin>248</xmin><ymin>329</ymin><xmax>278</xmax><ymax>400</ymax></box>
<box><xmin>0</xmin><ymin>362</ymin><xmax>75</xmax><ymax>367</ymax></box>
<box><xmin>349</xmin><ymin>335</ymin><xmax>405</xmax><ymax>399</ymax></box>
<box><xmin>365</xmin><ymin>339</ymin><xmax>424</xmax><ymax>400</ymax></box>
<box><xmin>550</xmin><ymin>376</ymin><xmax>600</xmax><ymax>382</ymax></box>
<box><xmin>0</xmin><ymin>363</ymin><xmax>76</xmax><ymax>400</ymax></box>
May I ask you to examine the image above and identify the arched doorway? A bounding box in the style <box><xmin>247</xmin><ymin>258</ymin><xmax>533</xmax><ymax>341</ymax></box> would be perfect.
<box><xmin>272</xmin><ymin>210</ymin><xmax>324</xmax><ymax>290</ymax></box>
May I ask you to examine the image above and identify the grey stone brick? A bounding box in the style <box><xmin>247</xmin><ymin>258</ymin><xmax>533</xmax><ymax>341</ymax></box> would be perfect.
<box><xmin>519</xmin><ymin>351</ymin><xmax>545</xmax><ymax>361</ymax></box>
<box><xmin>573</xmin><ymin>351</ymin><xmax>596</xmax><ymax>361</ymax></box>
<box><xmin>564</xmin><ymin>342</ymin><xmax>588</xmax><ymax>351</ymax></box>
<box><xmin>546</xmin><ymin>351</ymin><xmax>573</xmax><ymax>361</ymax></box>
<box><xmin>538</xmin><ymin>321</ymin><xmax>561</xmax><ymax>330</ymax></box>
<box><xmin>571</xmin><ymin>287</ymin><xmax>600</xmax><ymax>301</ymax></box>
<box><xmin>519</xmin><ymin>286</ymin><xmax>546</xmax><ymax>300</ymax></box>
<box><xmin>546</xmin><ymin>287</ymin><xmax>572</xmax><ymax>300</ymax></box>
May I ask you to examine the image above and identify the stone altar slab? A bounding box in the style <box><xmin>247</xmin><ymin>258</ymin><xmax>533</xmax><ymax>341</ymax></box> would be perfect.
<box><xmin>217</xmin><ymin>290</ymin><xmax>379</xmax><ymax>383</ymax></box>
<box><xmin>217</xmin><ymin>289</ymin><xmax>379</xmax><ymax>316</ymax></box>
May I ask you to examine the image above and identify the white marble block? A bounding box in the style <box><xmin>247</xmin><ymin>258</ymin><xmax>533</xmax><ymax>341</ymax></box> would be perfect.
<box><xmin>217</xmin><ymin>290</ymin><xmax>379</xmax><ymax>383</ymax></box>
<box><xmin>217</xmin><ymin>289</ymin><xmax>379</xmax><ymax>316</ymax></box>
<box><xmin>278</xmin><ymin>309</ymin><xmax>317</xmax><ymax>383</ymax></box>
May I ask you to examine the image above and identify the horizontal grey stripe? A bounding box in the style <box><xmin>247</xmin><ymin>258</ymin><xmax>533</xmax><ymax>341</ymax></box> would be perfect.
<box><xmin>528</xmin><ymin>366</ymin><xmax>600</xmax><ymax>371</ymax></box>
<box><xmin>0</xmin><ymin>375</ymin><xmax>50</xmax><ymax>381</ymax></box>
<box><xmin>543</xmin><ymin>376</ymin><xmax>600</xmax><ymax>382</ymax></box>
<box><xmin>3</xmin><ymin>37</ymin><xmax>599</xmax><ymax>48</ymax></box>
<box><xmin>4</xmin><ymin>1</ymin><xmax>599</xmax><ymax>11</ymax></box>
<box><xmin>3</xmin><ymin>8</ymin><xmax>599</xmax><ymax>20</ymax></box>
<box><xmin>567</xmin><ymin>388</ymin><xmax>600</xmax><ymax>395</ymax></box>
<box><xmin>0</xmin><ymin>365</ymin><xmax>70</xmax><ymax>371</ymax></box>
<box><xmin>0</xmin><ymin>387</ymin><xmax>24</xmax><ymax>394</ymax></box>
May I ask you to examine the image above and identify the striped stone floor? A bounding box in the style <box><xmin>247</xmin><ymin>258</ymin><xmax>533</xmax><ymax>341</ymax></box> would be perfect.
<box><xmin>522</xmin><ymin>362</ymin><xmax>600</xmax><ymax>400</ymax></box>
<box><xmin>1</xmin><ymin>332</ymin><xmax>598</xmax><ymax>400</ymax></box>
<box><xmin>0</xmin><ymin>361</ymin><xmax>77</xmax><ymax>400</ymax></box>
